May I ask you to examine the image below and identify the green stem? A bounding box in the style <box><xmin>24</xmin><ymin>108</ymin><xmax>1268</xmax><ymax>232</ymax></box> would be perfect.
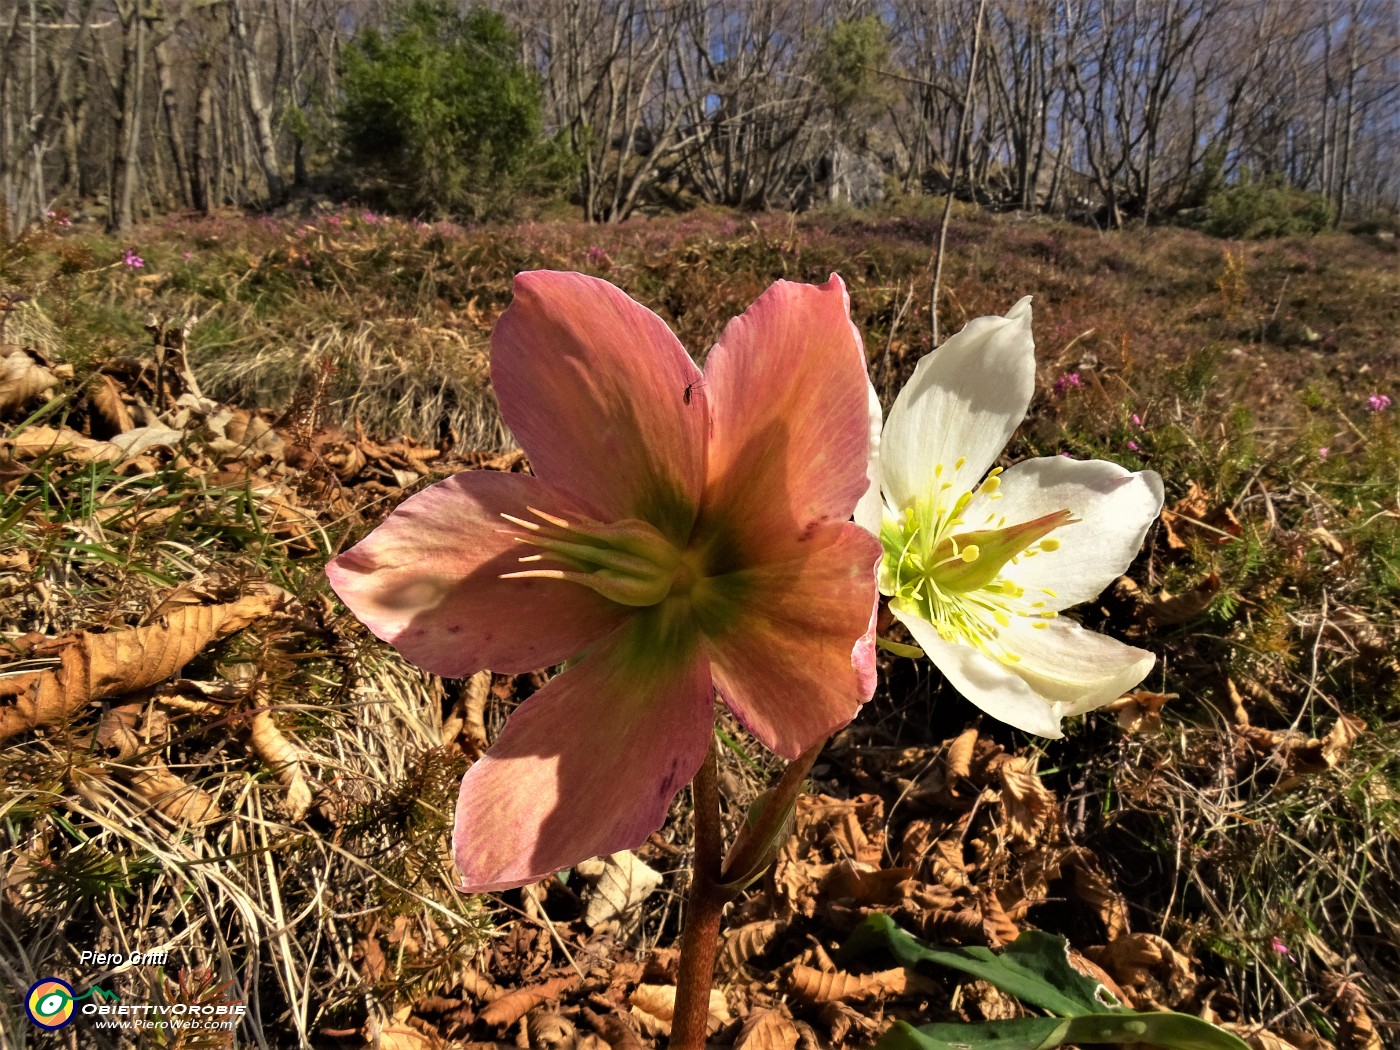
<box><xmin>669</xmin><ymin>732</ymin><xmax>724</xmax><ymax>1050</ymax></box>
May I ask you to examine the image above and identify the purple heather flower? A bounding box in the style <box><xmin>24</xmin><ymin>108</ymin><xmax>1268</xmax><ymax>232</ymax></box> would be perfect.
<box><xmin>1368</xmin><ymin>394</ymin><xmax>1392</xmax><ymax>413</ymax></box>
<box><xmin>122</xmin><ymin>249</ymin><xmax>144</xmax><ymax>269</ymax></box>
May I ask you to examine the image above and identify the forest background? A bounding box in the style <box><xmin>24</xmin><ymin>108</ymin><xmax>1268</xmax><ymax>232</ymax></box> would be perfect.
<box><xmin>1</xmin><ymin>0</ymin><xmax>1397</xmax><ymax>233</ymax></box>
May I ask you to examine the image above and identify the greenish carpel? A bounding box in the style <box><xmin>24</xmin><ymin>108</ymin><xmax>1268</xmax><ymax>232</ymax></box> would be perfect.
<box><xmin>879</xmin><ymin>466</ymin><xmax>1076</xmax><ymax>664</ymax></box>
<box><xmin>498</xmin><ymin>508</ymin><xmax>751</xmax><ymax>643</ymax></box>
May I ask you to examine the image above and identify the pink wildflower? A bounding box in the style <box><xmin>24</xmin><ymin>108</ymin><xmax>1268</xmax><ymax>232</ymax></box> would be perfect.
<box><xmin>1271</xmin><ymin>936</ymin><xmax>1295</xmax><ymax>961</ymax></box>
<box><xmin>1318</xmin><ymin>447</ymin><xmax>1329</xmax><ymax>459</ymax></box>
<box><xmin>328</xmin><ymin>271</ymin><xmax>879</xmax><ymax>891</ymax></box>
<box><xmin>122</xmin><ymin>249</ymin><xmax>144</xmax><ymax>269</ymax></box>
<box><xmin>586</xmin><ymin>245</ymin><xmax>608</xmax><ymax>264</ymax></box>
<box><xmin>1368</xmin><ymin>394</ymin><xmax>1392</xmax><ymax>412</ymax></box>
<box><xmin>361</xmin><ymin>211</ymin><xmax>379</xmax><ymax>224</ymax></box>
<box><xmin>1052</xmin><ymin>372</ymin><xmax>1081</xmax><ymax>396</ymax></box>
<box><xmin>1131</xmin><ymin>413</ymin><xmax>1143</xmax><ymax>428</ymax></box>
<box><xmin>1127</xmin><ymin>440</ymin><xmax>1140</xmax><ymax>452</ymax></box>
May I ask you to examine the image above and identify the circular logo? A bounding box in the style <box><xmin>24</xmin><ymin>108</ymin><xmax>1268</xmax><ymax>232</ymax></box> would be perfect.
<box><xmin>26</xmin><ymin>978</ymin><xmax>76</xmax><ymax>1030</ymax></box>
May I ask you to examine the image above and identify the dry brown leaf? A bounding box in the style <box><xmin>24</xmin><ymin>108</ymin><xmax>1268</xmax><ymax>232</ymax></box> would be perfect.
<box><xmin>0</xmin><ymin>345</ymin><xmax>62</xmax><ymax>416</ymax></box>
<box><xmin>87</xmin><ymin>373</ymin><xmax>135</xmax><ymax>434</ymax></box>
<box><xmin>787</xmin><ymin>965</ymin><xmax>906</xmax><ymax>1004</ymax></box>
<box><xmin>1220</xmin><ymin>1025</ymin><xmax>1333</xmax><ymax>1050</ymax></box>
<box><xmin>95</xmin><ymin>702</ymin><xmax>148</xmax><ymax>760</ymax></box>
<box><xmin>3</xmin><ymin>424</ymin><xmax>119</xmax><ymax>463</ymax></box>
<box><xmin>1086</xmin><ymin>933</ymin><xmax>1195</xmax><ymax>1007</ymax></box>
<box><xmin>734</xmin><ymin>1007</ymin><xmax>800</xmax><ymax>1050</ymax></box>
<box><xmin>127</xmin><ymin>759</ymin><xmax>221</xmax><ymax>824</ymax></box>
<box><xmin>1161</xmin><ymin>482</ymin><xmax>1242</xmax><ymax>549</ymax></box>
<box><xmin>817</xmin><ymin>1000</ymin><xmax>879</xmax><ymax>1044</ymax></box>
<box><xmin>373</xmin><ymin>1022</ymin><xmax>442</xmax><ymax>1050</ymax></box>
<box><xmin>0</xmin><ymin>585</ymin><xmax>283</xmax><ymax>741</ymax></box>
<box><xmin>0</xmin><ymin>550</ymin><xmax>31</xmax><ymax>572</ymax></box>
<box><xmin>1147</xmin><ymin>573</ymin><xmax>1221</xmax><ymax>625</ymax></box>
<box><xmin>581</xmin><ymin>1007</ymin><xmax>646</xmax><ymax>1050</ymax></box>
<box><xmin>460</xmin><ymin>969</ymin><xmax>500</xmax><ymax>1002</ymax></box>
<box><xmin>999</xmin><ymin>756</ymin><xmax>1055</xmax><ymax>846</ymax></box>
<box><xmin>720</xmin><ymin>919</ymin><xmax>782</xmax><ymax>973</ymax></box>
<box><xmin>247</xmin><ymin>708</ymin><xmax>313</xmax><ymax>821</ymax></box>
<box><xmin>1104</xmin><ymin>691</ymin><xmax>1175</xmax><ymax>734</ymax></box>
<box><xmin>1235</xmin><ymin>716</ymin><xmax>1367</xmax><ymax>780</ymax></box>
<box><xmin>526</xmin><ymin>1009</ymin><xmax>577</xmax><ymax>1049</ymax></box>
<box><xmin>1324</xmin><ymin>971</ymin><xmax>1383</xmax><ymax>1050</ymax></box>
<box><xmin>822</xmin><ymin>859</ymin><xmax>914</xmax><ymax>906</ymax></box>
<box><xmin>1318</xmin><ymin>715</ymin><xmax>1366</xmax><ymax>769</ymax></box>
<box><xmin>479</xmin><ymin>976</ymin><xmax>578</xmax><ymax>1029</ymax></box>
<box><xmin>1066</xmin><ymin>850</ymin><xmax>1130</xmax><ymax>942</ymax></box>
<box><xmin>946</xmin><ymin>727</ymin><xmax>978</xmax><ymax>782</ymax></box>
<box><xmin>628</xmin><ymin>983</ymin><xmax>729</xmax><ymax>1038</ymax></box>
<box><xmin>575</xmin><ymin>850</ymin><xmax>662</xmax><ymax>930</ymax></box>
<box><xmin>442</xmin><ymin>670</ymin><xmax>492</xmax><ymax>753</ymax></box>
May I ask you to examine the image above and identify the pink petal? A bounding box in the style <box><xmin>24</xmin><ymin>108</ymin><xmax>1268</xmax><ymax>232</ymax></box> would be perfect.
<box><xmin>708</xmin><ymin>523</ymin><xmax>881</xmax><ymax>759</ymax></box>
<box><xmin>491</xmin><ymin>271</ymin><xmax>707</xmax><ymax>541</ymax></box>
<box><xmin>453</xmin><ymin>616</ymin><xmax>715</xmax><ymax>891</ymax></box>
<box><xmin>700</xmin><ymin>275</ymin><xmax>872</xmax><ymax>562</ymax></box>
<box><xmin>327</xmin><ymin>471</ymin><xmax>627</xmax><ymax>676</ymax></box>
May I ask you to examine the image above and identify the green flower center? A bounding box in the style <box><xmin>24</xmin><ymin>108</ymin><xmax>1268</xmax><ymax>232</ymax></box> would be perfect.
<box><xmin>499</xmin><ymin>507</ymin><xmax>686</xmax><ymax>608</ymax></box>
<box><xmin>880</xmin><ymin>464</ymin><xmax>1072</xmax><ymax>664</ymax></box>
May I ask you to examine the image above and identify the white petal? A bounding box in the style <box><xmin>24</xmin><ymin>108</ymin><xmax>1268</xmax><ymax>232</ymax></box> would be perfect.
<box><xmin>890</xmin><ymin>598</ymin><xmax>1067</xmax><ymax>737</ymax></box>
<box><xmin>1001</xmin><ymin>617</ymin><xmax>1156</xmax><ymax>716</ymax></box>
<box><xmin>978</xmin><ymin>458</ymin><xmax>1164</xmax><ymax>610</ymax></box>
<box><xmin>854</xmin><ymin>378</ymin><xmax>885</xmax><ymax>537</ymax></box>
<box><xmin>881</xmin><ymin>297</ymin><xmax>1035</xmax><ymax>515</ymax></box>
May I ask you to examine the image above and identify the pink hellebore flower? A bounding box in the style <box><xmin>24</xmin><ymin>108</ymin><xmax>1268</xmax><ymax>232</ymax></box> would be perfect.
<box><xmin>327</xmin><ymin>271</ymin><xmax>879</xmax><ymax>891</ymax></box>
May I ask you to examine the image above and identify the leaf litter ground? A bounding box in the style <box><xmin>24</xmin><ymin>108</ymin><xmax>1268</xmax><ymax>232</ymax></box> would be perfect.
<box><xmin>0</xmin><ymin>208</ymin><xmax>1395</xmax><ymax>1049</ymax></box>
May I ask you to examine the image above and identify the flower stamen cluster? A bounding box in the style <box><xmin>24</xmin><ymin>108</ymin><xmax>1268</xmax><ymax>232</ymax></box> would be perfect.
<box><xmin>498</xmin><ymin>508</ymin><xmax>684</xmax><ymax>608</ymax></box>
<box><xmin>880</xmin><ymin>462</ymin><xmax>1073</xmax><ymax>665</ymax></box>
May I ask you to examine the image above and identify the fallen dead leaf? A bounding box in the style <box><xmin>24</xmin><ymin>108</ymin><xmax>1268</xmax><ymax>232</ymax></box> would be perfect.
<box><xmin>127</xmin><ymin>759</ymin><xmax>221</xmax><ymax>824</ymax></box>
<box><xmin>86</xmin><ymin>373</ymin><xmax>135</xmax><ymax>435</ymax></box>
<box><xmin>999</xmin><ymin>756</ymin><xmax>1055</xmax><ymax>846</ymax></box>
<box><xmin>247</xmin><ymin>708</ymin><xmax>313</xmax><ymax>821</ymax></box>
<box><xmin>0</xmin><ymin>584</ymin><xmax>284</xmax><ymax>741</ymax></box>
<box><xmin>370</xmin><ymin>1021</ymin><xmax>441</xmax><ymax>1050</ymax></box>
<box><xmin>1104</xmin><ymin>691</ymin><xmax>1175</xmax><ymax>734</ymax></box>
<box><xmin>526</xmin><ymin>1008</ymin><xmax>577</xmax><ymax>1049</ymax></box>
<box><xmin>628</xmin><ymin>983</ymin><xmax>729</xmax><ymax>1038</ymax></box>
<box><xmin>1220</xmin><ymin>1025</ymin><xmax>1333</xmax><ymax>1050</ymax></box>
<box><xmin>734</xmin><ymin>1007</ymin><xmax>800</xmax><ymax>1050</ymax></box>
<box><xmin>946</xmin><ymin>727</ymin><xmax>978</xmax><ymax>782</ymax></box>
<box><xmin>787</xmin><ymin>965</ymin><xmax>907</xmax><ymax>1004</ymax></box>
<box><xmin>479</xmin><ymin>976</ymin><xmax>578</xmax><ymax>1029</ymax></box>
<box><xmin>0</xmin><ymin>345</ymin><xmax>64</xmax><ymax>416</ymax></box>
<box><xmin>1147</xmin><ymin>573</ymin><xmax>1221</xmax><ymax>625</ymax></box>
<box><xmin>575</xmin><ymin>850</ymin><xmax>662</xmax><ymax>931</ymax></box>
<box><xmin>720</xmin><ymin>919</ymin><xmax>783</xmax><ymax>974</ymax></box>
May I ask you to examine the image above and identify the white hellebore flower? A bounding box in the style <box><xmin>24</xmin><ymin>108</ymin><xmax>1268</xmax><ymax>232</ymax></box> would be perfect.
<box><xmin>856</xmin><ymin>297</ymin><xmax>1164</xmax><ymax>738</ymax></box>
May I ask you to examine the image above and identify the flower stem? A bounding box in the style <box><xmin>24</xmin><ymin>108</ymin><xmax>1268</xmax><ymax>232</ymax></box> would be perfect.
<box><xmin>670</xmin><ymin>732</ymin><xmax>724</xmax><ymax>1050</ymax></box>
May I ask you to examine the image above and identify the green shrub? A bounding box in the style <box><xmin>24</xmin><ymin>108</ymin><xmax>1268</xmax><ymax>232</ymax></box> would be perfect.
<box><xmin>338</xmin><ymin>1</ymin><xmax>568</xmax><ymax>217</ymax></box>
<box><xmin>1195</xmin><ymin>177</ymin><xmax>1333</xmax><ymax>239</ymax></box>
